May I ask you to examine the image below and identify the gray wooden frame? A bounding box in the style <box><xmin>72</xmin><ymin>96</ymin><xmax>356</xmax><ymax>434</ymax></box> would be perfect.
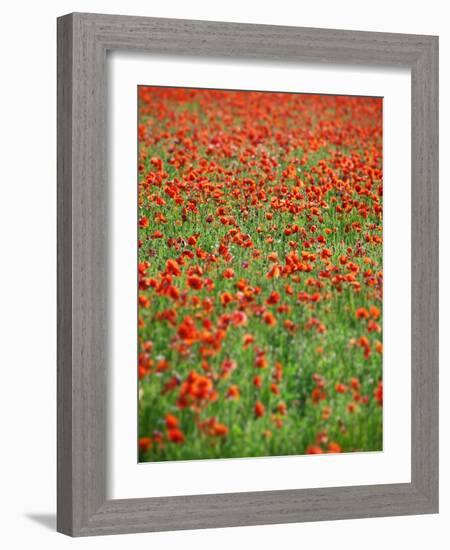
<box><xmin>57</xmin><ymin>12</ymin><xmax>439</xmax><ymax>537</ymax></box>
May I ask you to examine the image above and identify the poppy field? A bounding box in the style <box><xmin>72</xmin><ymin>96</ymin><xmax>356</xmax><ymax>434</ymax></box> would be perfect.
<box><xmin>138</xmin><ymin>87</ymin><xmax>383</xmax><ymax>462</ymax></box>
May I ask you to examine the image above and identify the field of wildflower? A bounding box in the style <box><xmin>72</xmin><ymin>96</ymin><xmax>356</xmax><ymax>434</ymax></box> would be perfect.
<box><xmin>138</xmin><ymin>87</ymin><xmax>383</xmax><ymax>462</ymax></box>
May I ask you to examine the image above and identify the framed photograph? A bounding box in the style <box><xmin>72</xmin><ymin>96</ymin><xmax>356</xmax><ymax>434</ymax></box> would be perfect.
<box><xmin>57</xmin><ymin>12</ymin><xmax>438</xmax><ymax>536</ymax></box>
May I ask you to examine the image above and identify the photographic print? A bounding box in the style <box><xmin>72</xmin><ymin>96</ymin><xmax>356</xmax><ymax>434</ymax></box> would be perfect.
<box><xmin>137</xmin><ymin>87</ymin><xmax>383</xmax><ymax>462</ymax></box>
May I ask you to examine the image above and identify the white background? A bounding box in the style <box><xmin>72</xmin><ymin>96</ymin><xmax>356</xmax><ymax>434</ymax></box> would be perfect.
<box><xmin>0</xmin><ymin>1</ymin><xmax>447</xmax><ymax>549</ymax></box>
<box><xmin>109</xmin><ymin>55</ymin><xmax>411</xmax><ymax>498</ymax></box>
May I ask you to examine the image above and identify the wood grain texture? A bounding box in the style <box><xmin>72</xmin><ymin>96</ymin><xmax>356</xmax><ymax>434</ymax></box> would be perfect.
<box><xmin>57</xmin><ymin>13</ymin><xmax>74</xmax><ymax>535</ymax></box>
<box><xmin>410</xmin><ymin>35</ymin><xmax>439</xmax><ymax>506</ymax></box>
<box><xmin>57</xmin><ymin>12</ymin><xmax>439</xmax><ymax>536</ymax></box>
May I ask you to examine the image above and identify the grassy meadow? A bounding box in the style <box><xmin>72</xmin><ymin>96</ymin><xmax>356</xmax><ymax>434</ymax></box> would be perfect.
<box><xmin>137</xmin><ymin>87</ymin><xmax>383</xmax><ymax>461</ymax></box>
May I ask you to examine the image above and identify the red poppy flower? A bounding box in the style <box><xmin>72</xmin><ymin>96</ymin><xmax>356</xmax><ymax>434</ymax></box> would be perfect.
<box><xmin>254</xmin><ymin>401</ymin><xmax>265</xmax><ymax>418</ymax></box>
<box><xmin>187</xmin><ymin>275</ymin><xmax>203</xmax><ymax>290</ymax></box>
<box><xmin>139</xmin><ymin>437</ymin><xmax>152</xmax><ymax>453</ymax></box>
<box><xmin>222</xmin><ymin>268</ymin><xmax>235</xmax><ymax>279</ymax></box>
<box><xmin>168</xmin><ymin>428</ymin><xmax>185</xmax><ymax>444</ymax></box>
